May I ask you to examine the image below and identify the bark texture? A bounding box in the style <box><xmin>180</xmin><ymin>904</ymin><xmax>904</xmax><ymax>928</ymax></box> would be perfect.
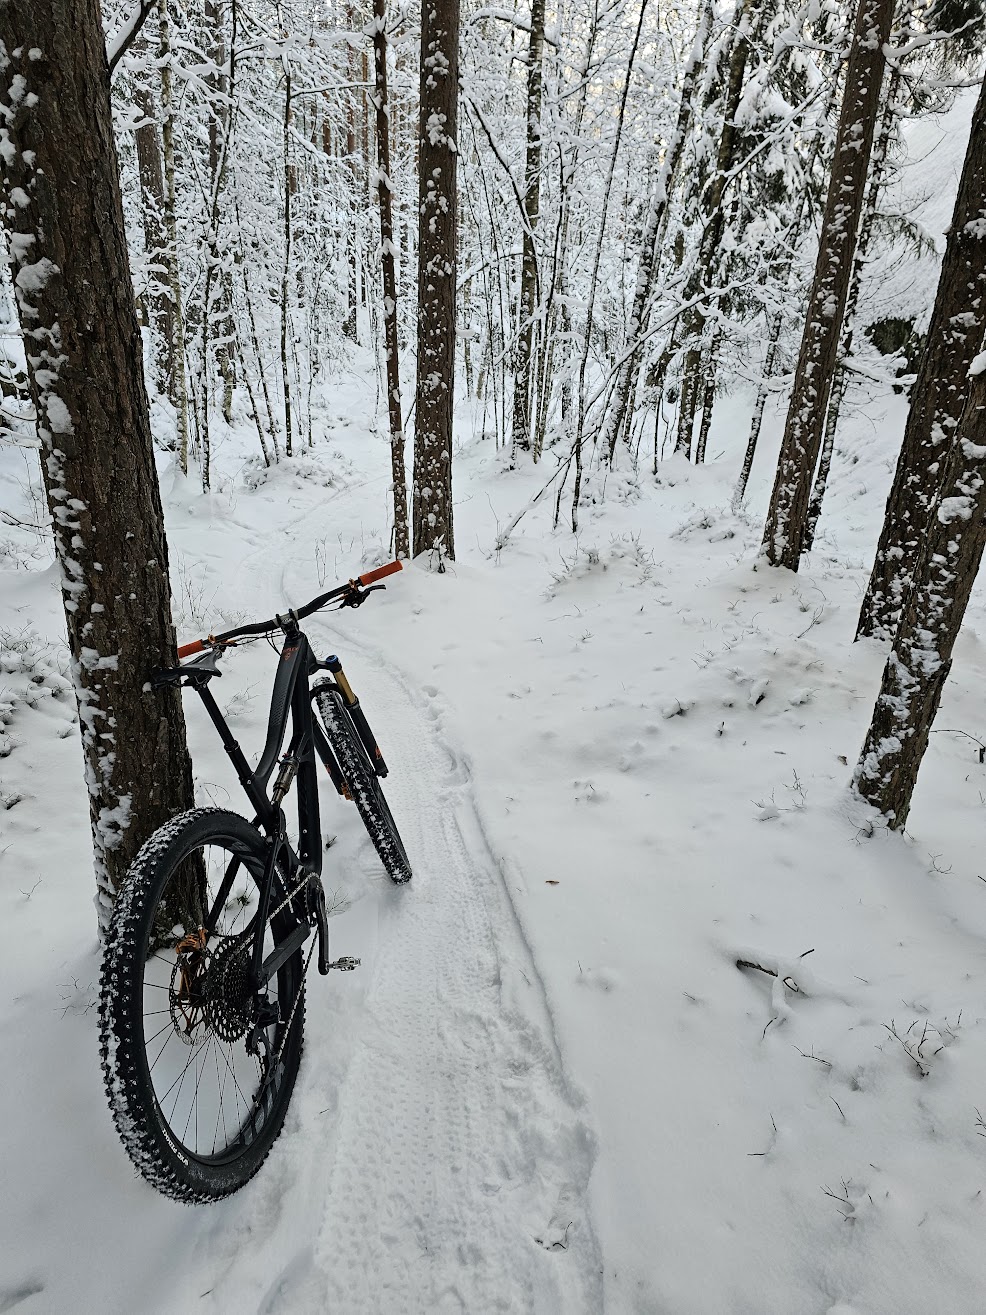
<box><xmin>762</xmin><ymin>0</ymin><xmax>893</xmax><ymax>569</ymax></box>
<box><xmin>371</xmin><ymin>0</ymin><xmax>410</xmax><ymax>558</ymax></box>
<box><xmin>158</xmin><ymin>0</ymin><xmax>191</xmax><ymax>469</ymax></box>
<box><xmin>856</xmin><ymin>76</ymin><xmax>986</xmax><ymax>638</ymax></box>
<box><xmin>509</xmin><ymin>0</ymin><xmax>545</xmax><ymax>457</ymax></box>
<box><xmin>804</xmin><ymin>70</ymin><xmax>899</xmax><ymax>552</ymax></box>
<box><xmin>412</xmin><ymin>0</ymin><xmax>459</xmax><ymax>560</ymax></box>
<box><xmin>133</xmin><ymin>79</ymin><xmax>177</xmax><ymax>400</ymax></box>
<box><xmin>1</xmin><ymin>0</ymin><xmax>196</xmax><ymax>926</ymax></box>
<box><xmin>854</xmin><ymin>353</ymin><xmax>986</xmax><ymax>828</ymax></box>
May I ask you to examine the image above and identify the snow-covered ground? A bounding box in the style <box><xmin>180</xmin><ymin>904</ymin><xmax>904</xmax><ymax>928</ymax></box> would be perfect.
<box><xmin>3</xmin><ymin>347</ymin><xmax>986</xmax><ymax>1315</ymax></box>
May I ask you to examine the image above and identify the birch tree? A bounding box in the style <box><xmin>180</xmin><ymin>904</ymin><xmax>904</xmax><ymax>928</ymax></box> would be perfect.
<box><xmin>1</xmin><ymin>0</ymin><xmax>196</xmax><ymax>926</ymax></box>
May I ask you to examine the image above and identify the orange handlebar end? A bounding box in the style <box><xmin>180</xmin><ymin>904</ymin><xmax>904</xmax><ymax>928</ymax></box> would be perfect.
<box><xmin>177</xmin><ymin>639</ymin><xmax>205</xmax><ymax>659</ymax></box>
<box><xmin>358</xmin><ymin>560</ymin><xmax>403</xmax><ymax>587</ymax></box>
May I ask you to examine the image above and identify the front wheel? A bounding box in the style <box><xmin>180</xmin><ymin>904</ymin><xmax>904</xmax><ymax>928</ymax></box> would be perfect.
<box><xmin>98</xmin><ymin>808</ymin><xmax>306</xmax><ymax>1202</ymax></box>
<box><xmin>314</xmin><ymin>683</ymin><xmax>412</xmax><ymax>884</ymax></box>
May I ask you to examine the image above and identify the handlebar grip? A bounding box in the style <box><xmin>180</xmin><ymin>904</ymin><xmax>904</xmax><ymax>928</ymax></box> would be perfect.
<box><xmin>358</xmin><ymin>560</ymin><xmax>403</xmax><ymax>587</ymax></box>
<box><xmin>177</xmin><ymin>640</ymin><xmax>206</xmax><ymax>659</ymax></box>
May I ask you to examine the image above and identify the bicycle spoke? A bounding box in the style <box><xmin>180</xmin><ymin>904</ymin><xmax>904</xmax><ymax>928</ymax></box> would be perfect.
<box><xmin>183</xmin><ymin>1035</ymin><xmax>212</xmax><ymax>1149</ymax></box>
<box><xmin>144</xmin><ymin>1018</ymin><xmax>178</xmax><ymax>1048</ymax></box>
<box><xmin>160</xmin><ymin>1044</ymin><xmax>199</xmax><ymax>1111</ymax></box>
<box><xmin>149</xmin><ymin>1026</ymin><xmax>177</xmax><ymax>1074</ymax></box>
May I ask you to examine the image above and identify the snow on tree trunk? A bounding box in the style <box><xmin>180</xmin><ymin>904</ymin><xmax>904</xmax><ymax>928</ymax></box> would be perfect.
<box><xmin>203</xmin><ymin>0</ymin><xmax>235</xmax><ymax>428</ymax></box>
<box><xmin>733</xmin><ymin>314</ymin><xmax>780</xmax><ymax>508</ymax></box>
<box><xmin>854</xmin><ymin>349</ymin><xmax>986</xmax><ymax>829</ymax></box>
<box><xmin>280</xmin><ymin>62</ymin><xmax>294</xmax><ymax>460</ymax></box>
<box><xmin>857</xmin><ymin>76</ymin><xmax>986</xmax><ymax>639</ymax></box>
<box><xmin>412</xmin><ymin>0</ymin><xmax>459</xmax><ymax>561</ymax></box>
<box><xmin>804</xmin><ymin>68</ymin><xmax>899</xmax><ymax>554</ymax></box>
<box><xmin>602</xmin><ymin>1</ymin><xmax>711</xmax><ymax>464</ymax></box>
<box><xmin>1</xmin><ymin>0</ymin><xmax>196</xmax><ymax>928</ymax></box>
<box><xmin>509</xmin><ymin>0</ymin><xmax>545</xmax><ymax>459</ymax></box>
<box><xmin>132</xmin><ymin>77</ymin><xmax>177</xmax><ymax>404</ymax></box>
<box><xmin>674</xmin><ymin>0</ymin><xmax>755</xmax><ymax>459</ymax></box>
<box><xmin>157</xmin><ymin>0</ymin><xmax>191</xmax><ymax>472</ymax></box>
<box><xmin>761</xmin><ymin>0</ymin><xmax>893</xmax><ymax>571</ymax></box>
<box><xmin>371</xmin><ymin>0</ymin><xmax>410</xmax><ymax>559</ymax></box>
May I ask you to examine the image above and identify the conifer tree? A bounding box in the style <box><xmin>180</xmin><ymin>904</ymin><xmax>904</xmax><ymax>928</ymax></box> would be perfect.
<box><xmin>412</xmin><ymin>0</ymin><xmax>459</xmax><ymax>560</ymax></box>
<box><xmin>1</xmin><ymin>0</ymin><xmax>196</xmax><ymax>926</ymax></box>
<box><xmin>854</xmin><ymin>345</ymin><xmax>986</xmax><ymax>827</ymax></box>
<box><xmin>857</xmin><ymin>74</ymin><xmax>986</xmax><ymax>637</ymax></box>
<box><xmin>762</xmin><ymin>0</ymin><xmax>894</xmax><ymax>570</ymax></box>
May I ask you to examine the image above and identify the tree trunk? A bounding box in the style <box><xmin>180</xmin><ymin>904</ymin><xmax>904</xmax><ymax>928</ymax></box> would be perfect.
<box><xmin>733</xmin><ymin>314</ymin><xmax>781</xmax><ymax>507</ymax></box>
<box><xmin>761</xmin><ymin>0</ymin><xmax>893</xmax><ymax>570</ymax></box>
<box><xmin>509</xmin><ymin>0</ymin><xmax>545</xmax><ymax>458</ymax></box>
<box><xmin>857</xmin><ymin>75</ymin><xmax>986</xmax><ymax>638</ymax></box>
<box><xmin>132</xmin><ymin>77</ymin><xmax>177</xmax><ymax>402</ymax></box>
<box><xmin>343</xmin><ymin>11</ymin><xmax>360</xmax><ymax>342</ymax></box>
<box><xmin>570</xmin><ymin>0</ymin><xmax>650</xmax><ymax>529</ymax></box>
<box><xmin>674</xmin><ymin>348</ymin><xmax>701</xmax><ymax>456</ymax></box>
<box><xmin>694</xmin><ymin>338</ymin><xmax>717</xmax><ymax>465</ymax></box>
<box><xmin>412</xmin><ymin>0</ymin><xmax>459</xmax><ymax>561</ymax></box>
<box><xmin>371</xmin><ymin>0</ymin><xmax>410</xmax><ymax>559</ymax></box>
<box><xmin>204</xmin><ymin>0</ymin><xmax>235</xmax><ymax>426</ymax></box>
<box><xmin>674</xmin><ymin>0</ymin><xmax>755</xmax><ymax>458</ymax></box>
<box><xmin>804</xmin><ymin>68</ymin><xmax>899</xmax><ymax>553</ymax></box>
<box><xmin>853</xmin><ymin>350</ymin><xmax>986</xmax><ymax>828</ymax></box>
<box><xmin>1</xmin><ymin>0</ymin><xmax>196</xmax><ymax>928</ymax></box>
<box><xmin>602</xmin><ymin>0</ymin><xmax>711</xmax><ymax>463</ymax></box>
<box><xmin>802</xmin><ymin>371</ymin><xmax>844</xmax><ymax>550</ymax></box>
<box><xmin>281</xmin><ymin>64</ymin><xmax>294</xmax><ymax>459</ymax></box>
<box><xmin>731</xmin><ymin>86</ymin><xmax>835</xmax><ymax>511</ymax></box>
<box><xmin>158</xmin><ymin>0</ymin><xmax>191</xmax><ymax>471</ymax></box>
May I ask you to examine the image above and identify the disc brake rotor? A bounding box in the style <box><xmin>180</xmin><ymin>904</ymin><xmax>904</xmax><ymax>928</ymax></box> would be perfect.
<box><xmin>168</xmin><ymin>928</ymin><xmax>209</xmax><ymax>1044</ymax></box>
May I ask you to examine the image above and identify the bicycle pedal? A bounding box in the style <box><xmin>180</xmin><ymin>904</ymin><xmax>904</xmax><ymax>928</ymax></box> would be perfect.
<box><xmin>327</xmin><ymin>955</ymin><xmax>361</xmax><ymax>972</ymax></box>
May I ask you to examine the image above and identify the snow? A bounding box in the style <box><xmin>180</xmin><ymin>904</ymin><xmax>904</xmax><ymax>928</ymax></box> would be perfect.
<box><xmin>3</xmin><ymin>363</ymin><xmax>986</xmax><ymax>1312</ymax></box>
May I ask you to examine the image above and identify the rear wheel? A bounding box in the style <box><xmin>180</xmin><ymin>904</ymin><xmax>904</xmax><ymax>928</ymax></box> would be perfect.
<box><xmin>314</xmin><ymin>683</ymin><xmax>412</xmax><ymax>884</ymax></box>
<box><xmin>98</xmin><ymin>808</ymin><xmax>306</xmax><ymax>1202</ymax></box>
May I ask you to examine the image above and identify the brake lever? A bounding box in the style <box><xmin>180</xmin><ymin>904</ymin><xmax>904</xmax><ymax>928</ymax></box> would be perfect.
<box><xmin>150</xmin><ymin>646</ymin><xmax>224</xmax><ymax>689</ymax></box>
<box><xmin>339</xmin><ymin>583</ymin><xmax>386</xmax><ymax>609</ymax></box>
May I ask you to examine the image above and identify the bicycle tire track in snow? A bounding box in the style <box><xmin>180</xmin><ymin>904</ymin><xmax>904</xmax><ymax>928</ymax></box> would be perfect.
<box><xmin>264</xmin><ymin>622</ymin><xmax>603</xmax><ymax>1312</ymax></box>
<box><xmin>220</xmin><ymin>531</ymin><xmax>604</xmax><ymax>1311</ymax></box>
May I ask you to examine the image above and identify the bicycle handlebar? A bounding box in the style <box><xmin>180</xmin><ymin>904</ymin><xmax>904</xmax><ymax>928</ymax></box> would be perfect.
<box><xmin>175</xmin><ymin>560</ymin><xmax>403</xmax><ymax>660</ymax></box>
<box><xmin>357</xmin><ymin>560</ymin><xmax>403</xmax><ymax>587</ymax></box>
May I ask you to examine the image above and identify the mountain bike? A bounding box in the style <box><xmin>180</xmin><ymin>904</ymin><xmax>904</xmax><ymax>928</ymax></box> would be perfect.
<box><xmin>98</xmin><ymin>560</ymin><xmax>410</xmax><ymax>1203</ymax></box>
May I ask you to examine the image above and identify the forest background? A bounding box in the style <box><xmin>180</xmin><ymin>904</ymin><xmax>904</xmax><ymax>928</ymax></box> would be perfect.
<box><xmin>4</xmin><ymin>0</ymin><xmax>986</xmax><ymax>1310</ymax></box>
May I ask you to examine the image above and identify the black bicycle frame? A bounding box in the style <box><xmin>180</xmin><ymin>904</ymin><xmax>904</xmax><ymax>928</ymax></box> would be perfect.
<box><xmin>157</xmin><ymin>624</ymin><xmax>349</xmax><ymax>987</ymax></box>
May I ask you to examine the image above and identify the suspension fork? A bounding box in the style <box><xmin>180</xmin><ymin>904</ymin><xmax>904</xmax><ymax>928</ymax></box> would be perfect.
<box><xmin>322</xmin><ymin>655</ymin><xmax>389</xmax><ymax>776</ymax></box>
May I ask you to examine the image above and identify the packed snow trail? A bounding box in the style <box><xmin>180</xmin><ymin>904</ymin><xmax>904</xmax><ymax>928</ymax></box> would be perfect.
<box><xmin>172</xmin><ymin>496</ymin><xmax>604</xmax><ymax>1312</ymax></box>
<box><xmin>292</xmin><ymin>632</ymin><xmax>599</xmax><ymax>1312</ymax></box>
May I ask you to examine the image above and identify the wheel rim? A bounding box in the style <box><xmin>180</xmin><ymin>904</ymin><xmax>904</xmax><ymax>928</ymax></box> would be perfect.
<box><xmin>139</xmin><ymin>837</ymin><xmax>299</xmax><ymax>1164</ymax></box>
